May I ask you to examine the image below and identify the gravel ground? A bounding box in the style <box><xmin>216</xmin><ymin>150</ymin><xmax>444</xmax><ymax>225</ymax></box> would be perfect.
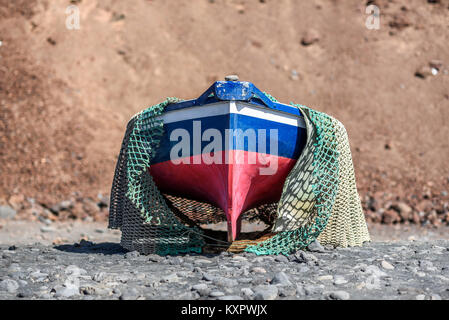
<box><xmin>0</xmin><ymin>221</ymin><xmax>448</xmax><ymax>300</ymax></box>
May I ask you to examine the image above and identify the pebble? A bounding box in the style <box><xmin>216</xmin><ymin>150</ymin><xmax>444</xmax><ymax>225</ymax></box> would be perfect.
<box><xmin>231</xmin><ymin>256</ymin><xmax>248</xmax><ymax>262</ymax></box>
<box><xmin>209</xmin><ymin>291</ymin><xmax>225</xmax><ymax>297</ymax></box>
<box><xmin>92</xmin><ymin>272</ymin><xmax>106</xmax><ymax>282</ymax></box>
<box><xmin>296</xmin><ymin>285</ymin><xmax>306</xmax><ymax>296</ymax></box>
<box><xmin>279</xmin><ymin>286</ymin><xmax>296</xmax><ymax>297</ymax></box>
<box><xmin>381</xmin><ymin>260</ymin><xmax>395</xmax><ymax>270</ymax></box>
<box><xmin>274</xmin><ymin>255</ymin><xmax>289</xmax><ymax>263</ymax></box>
<box><xmin>192</xmin><ymin>283</ymin><xmax>211</xmax><ymax>297</ymax></box>
<box><xmin>202</xmin><ymin>273</ymin><xmax>216</xmax><ymax>281</ymax></box>
<box><xmin>301</xmin><ymin>29</ymin><xmax>320</xmax><ymax>46</ymax></box>
<box><xmin>333</xmin><ymin>276</ymin><xmax>348</xmax><ymax>285</ymax></box>
<box><xmin>192</xmin><ymin>283</ymin><xmax>208</xmax><ymax>291</ymax></box>
<box><xmin>0</xmin><ymin>279</ymin><xmax>19</xmax><ymax>293</ymax></box>
<box><xmin>318</xmin><ymin>275</ymin><xmax>334</xmax><ymax>282</ymax></box>
<box><xmin>241</xmin><ymin>288</ymin><xmax>254</xmax><ymax>296</ymax></box>
<box><xmin>329</xmin><ymin>291</ymin><xmax>350</xmax><ymax>300</ymax></box>
<box><xmin>250</xmin><ymin>267</ymin><xmax>267</xmax><ymax>274</ymax></box>
<box><xmin>40</xmin><ymin>226</ymin><xmax>56</xmax><ymax>233</ymax></box>
<box><xmin>305</xmin><ymin>285</ymin><xmax>324</xmax><ymax>295</ymax></box>
<box><xmin>160</xmin><ymin>273</ymin><xmax>179</xmax><ymax>283</ymax></box>
<box><xmin>53</xmin><ymin>284</ymin><xmax>80</xmax><ymax>298</ymax></box>
<box><xmin>307</xmin><ymin>240</ymin><xmax>325</xmax><ymax>253</ymax></box>
<box><xmin>195</xmin><ymin>259</ymin><xmax>213</xmax><ymax>265</ymax></box>
<box><xmin>0</xmin><ymin>205</ymin><xmax>16</xmax><ymax>219</ymax></box>
<box><xmin>254</xmin><ymin>285</ymin><xmax>279</xmax><ymax>300</ymax></box>
<box><xmin>124</xmin><ymin>251</ymin><xmax>140</xmax><ymax>259</ymax></box>
<box><xmin>17</xmin><ymin>288</ymin><xmax>34</xmax><ymax>298</ymax></box>
<box><xmin>293</xmin><ymin>251</ymin><xmax>318</xmax><ymax>265</ymax></box>
<box><xmin>148</xmin><ymin>254</ymin><xmax>164</xmax><ymax>263</ymax></box>
<box><xmin>364</xmin><ymin>265</ymin><xmax>387</xmax><ymax>278</ymax></box>
<box><xmin>271</xmin><ymin>272</ymin><xmax>292</xmax><ymax>286</ymax></box>
<box><xmin>120</xmin><ymin>288</ymin><xmax>139</xmax><ymax>300</ymax></box>
<box><xmin>213</xmin><ymin>277</ymin><xmax>238</xmax><ymax>287</ymax></box>
<box><xmin>217</xmin><ymin>295</ymin><xmax>243</xmax><ymax>300</ymax></box>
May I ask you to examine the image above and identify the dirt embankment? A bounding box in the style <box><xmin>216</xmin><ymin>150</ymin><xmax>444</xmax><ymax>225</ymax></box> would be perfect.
<box><xmin>0</xmin><ymin>0</ymin><xmax>448</xmax><ymax>225</ymax></box>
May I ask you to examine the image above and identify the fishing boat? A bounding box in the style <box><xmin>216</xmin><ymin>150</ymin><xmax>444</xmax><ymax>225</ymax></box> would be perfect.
<box><xmin>149</xmin><ymin>76</ymin><xmax>307</xmax><ymax>241</ymax></box>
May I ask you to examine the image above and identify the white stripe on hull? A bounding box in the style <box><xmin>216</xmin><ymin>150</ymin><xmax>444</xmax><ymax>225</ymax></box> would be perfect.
<box><xmin>158</xmin><ymin>101</ymin><xmax>306</xmax><ymax>128</ymax></box>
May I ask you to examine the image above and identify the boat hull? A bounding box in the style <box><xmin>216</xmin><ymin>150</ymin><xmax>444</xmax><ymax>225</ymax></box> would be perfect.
<box><xmin>149</xmin><ymin>101</ymin><xmax>307</xmax><ymax>241</ymax></box>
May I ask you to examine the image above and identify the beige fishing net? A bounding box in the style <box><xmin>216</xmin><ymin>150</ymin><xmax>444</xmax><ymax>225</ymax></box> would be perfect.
<box><xmin>109</xmin><ymin>95</ymin><xmax>370</xmax><ymax>255</ymax></box>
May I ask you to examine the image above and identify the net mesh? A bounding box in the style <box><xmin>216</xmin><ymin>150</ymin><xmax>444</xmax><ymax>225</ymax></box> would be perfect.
<box><xmin>109</xmin><ymin>94</ymin><xmax>370</xmax><ymax>255</ymax></box>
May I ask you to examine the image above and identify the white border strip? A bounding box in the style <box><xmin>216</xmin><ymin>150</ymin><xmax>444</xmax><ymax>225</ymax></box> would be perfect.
<box><xmin>158</xmin><ymin>101</ymin><xmax>305</xmax><ymax>128</ymax></box>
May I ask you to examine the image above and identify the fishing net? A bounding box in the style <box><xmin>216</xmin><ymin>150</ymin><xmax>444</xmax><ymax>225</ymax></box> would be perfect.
<box><xmin>109</xmin><ymin>94</ymin><xmax>370</xmax><ymax>255</ymax></box>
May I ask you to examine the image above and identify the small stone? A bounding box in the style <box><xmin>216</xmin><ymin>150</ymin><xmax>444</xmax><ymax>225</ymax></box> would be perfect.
<box><xmin>148</xmin><ymin>254</ymin><xmax>164</xmax><ymax>263</ymax></box>
<box><xmin>124</xmin><ymin>251</ymin><xmax>140</xmax><ymax>259</ymax></box>
<box><xmin>429</xmin><ymin>60</ymin><xmax>444</xmax><ymax>70</ymax></box>
<box><xmin>0</xmin><ymin>205</ymin><xmax>17</xmax><ymax>219</ymax></box>
<box><xmin>254</xmin><ymin>285</ymin><xmax>279</xmax><ymax>300</ymax></box>
<box><xmin>391</xmin><ymin>202</ymin><xmax>413</xmax><ymax>221</ymax></box>
<box><xmin>169</xmin><ymin>257</ymin><xmax>184</xmax><ymax>265</ymax></box>
<box><xmin>241</xmin><ymin>288</ymin><xmax>254</xmax><ymax>297</ymax></box>
<box><xmin>333</xmin><ymin>276</ymin><xmax>348</xmax><ymax>285</ymax></box>
<box><xmin>0</xmin><ymin>279</ymin><xmax>19</xmax><ymax>293</ymax></box>
<box><xmin>54</xmin><ymin>284</ymin><xmax>80</xmax><ymax>298</ymax></box>
<box><xmin>209</xmin><ymin>291</ymin><xmax>225</xmax><ymax>297</ymax></box>
<box><xmin>92</xmin><ymin>272</ymin><xmax>106</xmax><ymax>282</ymax></box>
<box><xmin>160</xmin><ymin>273</ymin><xmax>179</xmax><ymax>283</ymax></box>
<box><xmin>218</xmin><ymin>295</ymin><xmax>243</xmax><ymax>300</ymax></box>
<box><xmin>307</xmin><ymin>240</ymin><xmax>325</xmax><ymax>253</ymax></box>
<box><xmin>40</xmin><ymin>226</ymin><xmax>55</xmax><ymax>233</ymax></box>
<box><xmin>318</xmin><ymin>275</ymin><xmax>334</xmax><ymax>282</ymax></box>
<box><xmin>296</xmin><ymin>285</ymin><xmax>306</xmax><ymax>296</ymax></box>
<box><xmin>364</xmin><ymin>265</ymin><xmax>387</xmax><ymax>278</ymax></box>
<box><xmin>202</xmin><ymin>273</ymin><xmax>215</xmax><ymax>281</ymax></box>
<box><xmin>415</xmin><ymin>66</ymin><xmax>434</xmax><ymax>79</ymax></box>
<box><xmin>382</xmin><ymin>209</ymin><xmax>400</xmax><ymax>224</ymax></box>
<box><xmin>192</xmin><ymin>284</ymin><xmax>208</xmax><ymax>291</ymax></box>
<box><xmin>304</xmin><ymin>285</ymin><xmax>324</xmax><ymax>295</ymax></box>
<box><xmin>271</xmin><ymin>272</ymin><xmax>292</xmax><ymax>286</ymax></box>
<box><xmin>293</xmin><ymin>250</ymin><xmax>318</xmax><ymax>265</ymax></box>
<box><xmin>329</xmin><ymin>291</ymin><xmax>350</xmax><ymax>300</ymax></box>
<box><xmin>192</xmin><ymin>284</ymin><xmax>210</xmax><ymax>297</ymax></box>
<box><xmin>301</xmin><ymin>29</ymin><xmax>320</xmax><ymax>46</ymax></box>
<box><xmin>250</xmin><ymin>267</ymin><xmax>267</xmax><ymax>274</ymax></box>
<box><xmin>16</xmin><ymin>288</ymin><xmax>33</xmax><ymax>298</ymax></box>
<box><xmin>195</xmin><ymin>259</ymin><xmax>213</xmax><ymax>265</ymax></box>
<box><xmin>231</xmin><ymin>256</ymin><xmax>247</xmax><ymax>262</ymax></box>
<box><xmin>120</xmin><ymin>288</ymin><xmax>139</xmax><ymax>300</ymax></box>
<box><xmin>213</xmin><ymin>277</ymin><xmax>238</xmax><ymax>287</ymax></box>
<box><xmin>290</xmin><ymin>69</ymin><xmax>300</xmax><ymax>81</ymax></box>
<box><xmin>225</xmin><ymin>75</ymin><xmax>239</xmax><ymax>82</ymax></box>
<box><xmin>279</xmin><ymin>286</ymin><xmax>296</xmax><ymax>297</ymax></box>
<box><xmin>381</xmin><ymin>260</ymin><xmax>395</xmax><ymax>270</ymax></box>
<box><xmin>274</xmin><ymin>255</ymin><xmax>289</xmax><ymax>263</ymax></box>
<box><xmin>416</xmin><ymin>294</ymin><xmax>426</xmax><ymax>300</ymax></box>
<box><xmin>430</xmin><ymin>294</ymin><xmax>442</xmax><ymax>300</ymax></box>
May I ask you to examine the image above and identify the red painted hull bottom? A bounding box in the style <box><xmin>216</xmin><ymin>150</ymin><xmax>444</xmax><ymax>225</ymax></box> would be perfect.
<box><xmin>149</xmin><ymin>151</ymin><xmax>297</xmax><ymax>241</ymax></box>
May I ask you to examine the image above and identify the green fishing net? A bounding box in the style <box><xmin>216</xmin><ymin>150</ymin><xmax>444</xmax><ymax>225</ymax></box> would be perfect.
<box><xmin>109</xmin><ymin>93</ymin><xmax>370</xmax><ymax>255</ymax></box>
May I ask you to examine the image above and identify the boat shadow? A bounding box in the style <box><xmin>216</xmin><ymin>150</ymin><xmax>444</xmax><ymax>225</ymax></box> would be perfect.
<box><xmin>52</xmin><ymin>228</ymin><xmax>270</xmax><ymax>256</ymax></box>
<box><xmin>54</xmin><ymin>241</ymin><xmax>127</xmax><ymax>255</ymax></box>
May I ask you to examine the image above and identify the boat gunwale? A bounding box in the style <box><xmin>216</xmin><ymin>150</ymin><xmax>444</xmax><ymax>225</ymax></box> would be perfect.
<box><xmin>163</xmin><ymin>81</ymin><xmax>303</xmax><ymax>118</ymax></box>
